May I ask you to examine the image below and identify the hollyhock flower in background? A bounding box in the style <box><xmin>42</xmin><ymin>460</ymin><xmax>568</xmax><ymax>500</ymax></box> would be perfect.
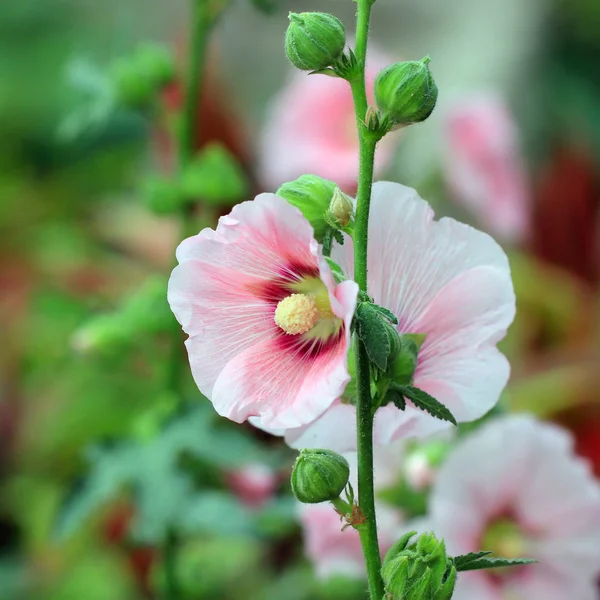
<box><xmin>442</xmin><ymin>93</ymin><xmax>530</xmax><ymax>245</ymax></box>
<box><xmin>300</xmin><ymin>443</ymin><xmax>405</xmax><ymax>578</ymax></box>
<box><xmin>167</xmin><ymin>193</ymin><xmax>358</xmax><ymax>429</ymax></box>
<box><xmin>301</xmin><ymin>501</ymin><xmax>401</xmax><ymax>579</ymax></box>
<box><xmin>429</xmin><ymin>415</ymin><xmax>600</xmax><ymax>600</ymax></box>
<box><xmin>266</xmin><ymin>181</ymin><xmax>515</xmax><ymax>451</ymax></box>
<box><xmin>226</xmin><ymin>463</ymin><xmax>278</xmax><ymax>509</ymax></box>
<box><xmin>258</xmin><ymin>48</ymin><xmax>399</xmax><ymax>194</ymax></box>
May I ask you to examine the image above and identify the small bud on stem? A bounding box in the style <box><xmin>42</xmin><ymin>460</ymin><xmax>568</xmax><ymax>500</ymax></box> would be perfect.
<box><xmin>285</xmin><ymin>12</ymin><xmax>346</xmax><ymax>71</ymax></box>
<box><xmin>291</xmin><ymin>448</ymin><xmax>350</xmax><ymax>504</ymax></box>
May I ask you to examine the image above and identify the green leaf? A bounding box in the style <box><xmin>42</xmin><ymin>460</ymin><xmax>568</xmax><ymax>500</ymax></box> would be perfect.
<box><xmin>181</xmin><ymin>142</ymin><xmax>249</xmax><ymax>206</ymax></box>
<box><xmin>384</xmin><ymin>389</ymin><xmax>406</xmax><ymax>411</ymax></box>
<box><xmin>398</xmin><ymin>385</ymin><xmax>457</xmax><ymax>426</ymax></box>
<box><xmin>322</xmin><ymin>228</ymin><xmax>333</xmax><ymax>257</ymax></box>
<box><xmin>355</xmin><ymin>303</ymin><xmax>390</xmax><ymax>371</ymax></box>
<box><xmin>332</xmin><ymin>228</ymin><xmax>344</xmax><ymax>245</ymax></box>
<box><xmin>453</xmin><ymin>553</ymin><xmax>537</xmax><ymax>572</ymax></box>
<box><xmin>325</xmin><ymin>257</ymin><xmax>346</xmax><ymax>283</ymax></box>
<box><xmin>452</xmin><ymin>551</ymin><xmax>493</xmax><ymax>571</ymax></box>
<box><xmin>370</xmin><ymin>304</ymin><xmax>398</xmax><ymax>324</ymax></box>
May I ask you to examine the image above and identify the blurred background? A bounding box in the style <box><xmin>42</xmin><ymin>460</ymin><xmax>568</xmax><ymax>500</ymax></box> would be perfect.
<box><xmin>1</xmin><ymin>0</ymin><xmax>599</xmax><ymax>598</ymax></box>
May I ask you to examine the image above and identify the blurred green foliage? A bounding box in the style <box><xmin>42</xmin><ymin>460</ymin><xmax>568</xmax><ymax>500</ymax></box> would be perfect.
<box><xmin>1</xmin><ymin>0</ymin><xmax>600</xmax><ymax>599</ymax></box>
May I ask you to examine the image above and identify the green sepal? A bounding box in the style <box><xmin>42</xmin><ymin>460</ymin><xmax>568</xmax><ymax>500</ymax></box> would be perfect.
<box><xmin>453</xmin><ymin>553</ymin><xmax>537</xmax><ymax>572</ymax></box>
<box><xmin>355</xmin><ymin>303</ymin><xmax>391</xmax><ymax>371</ymax></box>
<box><xmin>330</xmin><ymin>48</ymin><xmax>359</xmax><ymax>81</ymax></box>
<box><xmin>408</xmin><ymin>568</ymin><xmax>434</xmax><ymax>599</ymax></box>
<box><xmin>434</xmin><ymin>566</ymin><xmax>457</xmax><ymax>600</ymax></box>
<box><xmin>180</xmin><ymin>142</ymin><xmax>249</xmax><ymax>206</ymax></box>
<box><xmin>396</xmin><ymin>385</ymin><xmax>457</xmax><ymax>426</ymax></box>
<box><xmin>382</xmin><ymin>530</ymin><xmax>417</xmax><ymax>567</ymax></box>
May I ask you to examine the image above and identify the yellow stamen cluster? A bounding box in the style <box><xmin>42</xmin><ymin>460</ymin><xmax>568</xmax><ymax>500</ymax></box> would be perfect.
<box><xmin>274</xmin><ymin>293</ymin><xmax>319</xmax><ymax>335</ymax></box>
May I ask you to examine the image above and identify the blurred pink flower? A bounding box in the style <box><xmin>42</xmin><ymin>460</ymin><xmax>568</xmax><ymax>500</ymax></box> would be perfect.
<box><xmin>443</xmin><ymin>93</ymin><xmax>530</xmax><ymax>244</ymax></box>
<box><xmin>227</xmin><ymin>463</ymin><xmax>277</xmax><ymax>508</ymax></box>
<box><xmin>168</xmin><ymin>194</ymin><xmax>358</xmax><ymax>429</ymax></box>
<box><xmin>258</xmin><ymin>49</ymin><xmax>399</xmax><ymax>194</ymax></box>
<box><xmin>261</xmin><ymin>182</ymin><xmax>515</xmax><ymax>450</ymax></box>
<box><xmin>300</xmin><ymin>444</ymin><xmax>405</xmax><ymax>578</ymax></box>
<box><xmin>429</xmin><ymin>415</ymin><xmax>600</xmax><ymax>600</ymax></box>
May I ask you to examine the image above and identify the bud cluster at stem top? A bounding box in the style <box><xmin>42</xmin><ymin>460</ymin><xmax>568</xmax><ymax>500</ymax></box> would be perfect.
<box><xmin>285</xmin><ymin>12</ymin><xmax>346</xmax><ymax>72</ymax></box>
<box><xmin>381</xmin><ymin>531</ymin><xmax>456</xmax><ymax>600</ymax></box>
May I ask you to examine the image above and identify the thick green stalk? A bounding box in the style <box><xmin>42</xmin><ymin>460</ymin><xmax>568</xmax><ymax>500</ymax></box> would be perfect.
<box><xmin>350</xmin><ymin>1</ymin><xmax>385</xmax><ymax>599</ymax></box>
<box><xmin>167</xmin><ymin>0</ymin><xmax>211</xmax><ymax>393</ymax></box>
<box><xmin>164</xmin><ymin>2</ymin><xmax>211</xmax><ymax>597</ymax></box>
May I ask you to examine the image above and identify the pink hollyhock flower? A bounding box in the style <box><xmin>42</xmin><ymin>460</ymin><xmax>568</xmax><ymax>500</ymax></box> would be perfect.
<box><xmin>258</xmin><ymin>49</ymin><xmax>398</xmax><ymax>194</ymax></box>
<box><xmin>262</xmin><ymin>181</ymin><xmax>515</xmax><ymax>450</ymax></box>
<box><xmin>167</xmin><ymin>194</ymin><xmax>358</xmax><ymax>429</ymax></box>
<box><xmin>300</xmin><ymin>444</ymin><xmax>405</xmax><ymax>578</ymax></box>
<box><xmin>443</xmin><ymin>93</ymin><xmax>530</xmax><ymax>244</ymax></box>
<box><xmin>301</xmin><ymin>501</ymin><xmax>401</xmax><ymax>579</ymax></box>
<box><xmin>226</xmin><ymin>463</ymin><xmax>278</xmax><ymax>509</ymax></box>
<box><xmin>429</xmin><ymin>415</ymin><xmax>600</xmax><ymax>600</ymax></box>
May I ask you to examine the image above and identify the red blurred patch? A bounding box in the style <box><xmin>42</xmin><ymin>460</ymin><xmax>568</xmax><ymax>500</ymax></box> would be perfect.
<box><xmin>531</xmin><ymin>144</ymin><xmax>600</xmax><ymax>285</ymax></box>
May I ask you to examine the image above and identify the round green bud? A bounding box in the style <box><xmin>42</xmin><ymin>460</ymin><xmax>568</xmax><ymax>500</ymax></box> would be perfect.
<box><xmin>134</xmin><ymin>43</ymin><xmax>176</xmax><ymax>88</ymax></box>
<box><xmin>328</xmin><ymin>187</ymin><xmax>353</xmax><ymax>227</ymax></box>
<box><xmin>277</xmin><ymin>175</ymin><xmax>338</xmax><ymax>243</ymax></box>
<box><xmin>142</xmin><ymin>176</ymin><xmax>183</xmax><ymax>215</ymax></box>
<box><xmin>285</xmin><ymin>12</ymin><xmax>346</xmax><ymax>71</ymax></box>
<box><xmin>291</xmin><ymin>448</ymin><xmax>349</xmax><ymax>504</ymax></box>
<box><xmin>109</xmin><ymin>57</ymin><xmax>155</xmax><ymax>107</ymax></box>
<box><xmin>389</xmin><ymin>336</ymin><xmax>419</xmax><ymax>385</ymax></box>
<box><xmin>374</xmin><ymin>57</ymin><xmax>438</xmax><ymax>127</ymax></box>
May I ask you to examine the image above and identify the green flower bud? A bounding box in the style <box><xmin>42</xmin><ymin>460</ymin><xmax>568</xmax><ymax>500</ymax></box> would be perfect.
<box><xmin>134</xmin><ymin>43</ymin><xmax>176</xmax><ymax>88</ymax></box>
<box><xmin>374</xmin><ymin>57</ymin><xmax>438</xmax><ymax>127</ymax></box>
<box><xmin>181</xmin><ymin>143</ymin><xmax>249</xmax><ymax>206</ymax></box>
<box><xmin>142</xmin><ymin>176</ymin><xmax>183</xmax><ymax>215</ymax></box>
<box><xmin>389</xmin><ymin>335</ymin><xmax>420</xmax><ymax>385</ymax></box>
<box><xmin>277</xmin><ymin>175</ymin><xmax>338</xmax><ymax>242</ymax></box>
<box><xmin>285</xmin><ymin>12</ymin><xmax>346</xmax><ymax>71</ymax></box>
<box><xmin>327</xmin><ymin>187</ymin><xmax>353</xmax><ymax>227</ymax></box>
<box><xmin>382</xmin><ymin>531</ymin><xmax>456</xmax><ymax>600</ymax></box>
<box><xmin>109</xmin><ymin>57</ymin><xmax>155</xmax><ymax>107</ymax></box>
<box><xmin>291</xmin><ymin>449</ymin><xmax>349</xmax><ymax>504</ymax></box>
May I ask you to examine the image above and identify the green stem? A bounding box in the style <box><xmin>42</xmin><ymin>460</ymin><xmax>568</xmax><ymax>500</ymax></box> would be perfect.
<box><xmin>164</xmin><ymin>3</ymin><xmax>212</xmax><ymax>595</ymax></box>
<box><xmin>180</xmin><ymin>0</ymin><xmax>210</xmax><ymax>169</ymax></box>
<box><xmin>167</xmin><ymin>0</ymin><xmax>212</xmax><ymax>393</ymax></box>
<box><xmin>163</xmin><ymin>528</ymin><xmax>181</xmax><ymax>600</ymax></box>
<box><xmin>349</xmin><ymin>1</ymin><xmax>385</xmax><ymax>599</ymax></box>
<box><xmin>355</xmin><ymin>338</ymin><xmax>385</xmax><ymax>599</ymax></box>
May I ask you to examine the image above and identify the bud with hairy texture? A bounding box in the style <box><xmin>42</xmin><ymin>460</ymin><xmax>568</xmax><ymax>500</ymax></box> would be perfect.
<box><xmin>277</xmin><ymin>174</ymin><xmax>338</xmax><ymax>242</ymax></box>
<box><xmin>291</xmin><ymin>449</ymin><xmax>349</xmax><ymax>504</ymax></box>
<box><xmin>285</xmin><ymin>12</ymin><xmax>346</xmax><ymax>71</ymax></box>
<box><xmin>328</xmin><ymin>187</ymin><xmax>353</xmax><ymax>227</ymax></box>
<box><xmin>382</xmin><ymin>531</ymin><xmax>456</xmax><ymax>600</ymax></box>
<box><xmin>374</xmin><ymin>57</ymin><xmax>438</xmax><ymax>127</ymax></box>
